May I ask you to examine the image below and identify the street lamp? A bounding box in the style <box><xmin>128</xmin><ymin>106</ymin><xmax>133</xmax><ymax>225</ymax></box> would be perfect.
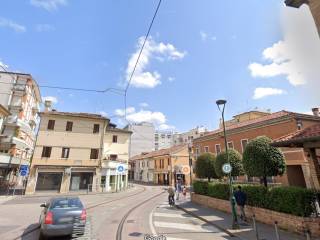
<box><xmin>188</xmin><ymin>143</ymin><xmax>193</xmax><ymax>191</ymax></box>
<box><xmin>216</xmin><ymin>99</ymin><xmax>239</xmax><ymax>229</ymax></box>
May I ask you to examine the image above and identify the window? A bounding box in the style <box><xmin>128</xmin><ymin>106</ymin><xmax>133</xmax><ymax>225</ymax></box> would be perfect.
<box><xmin>227</xmin><ymin>141</ymin><xmax>234</xmax><ymax>149</ymax></box>
<box><xmin>215</xmin><ymin>144</ymin><xmax>221</xmax><ymax>155</ymax></box>
<box><xmin>90</xmin><ymin>149</ymin><xmax>99</xmax><ymax>159</ymax></box>
<box><xmin>204</xmin><ymin>146</ymin><xmax>209</xmax><ymax>153</ymax></box>
<box><xmin>241</xmin><ymin>139</ymin><xmax>249</xmax><ymax>152</ymax></box>
<box><xmin>195</xmin><ymin>148</ymin><xmax>200</xmax><ymax>158</ymax></box>
<box><xmin>93</xmin><ymin>124</ymin><xmax>100</xmax><ymax>133</ymax></box>
<box><xmin>110</xmin><ymin>154</ymin><xmax>118</xmax><ymax>160</ymax></box>
<box><xmin>168</xmin><ymin>158</ymin><xmax>171</xmax><ymax>165</ymax></box>
<box><xmin>61</xmin><ymin>147</ymin><xmax>70</xmax><ymax>158</ymax></box>
<box><xmin>66</xmin><ymin>121</ymin><xmax>73</xmax><ymax>131</ymax></box>
<box><xmin>47</xmin><ymin>120</ymin><xmax>55</xmax><ymax>130</ymax></box>
<box><xmin>142</xmin><ymin>161</ymin><xmax>145</xmax><ymax>167</ymax></box>
<box><xmin>112</xmin><ymin>135</ymin><xmax>118</xmax><ymax>143</ymax></box>
<box><xmin>41</xmin><ymin>146</ymin><xmax>52</xmax><ymax>158</ymax></box>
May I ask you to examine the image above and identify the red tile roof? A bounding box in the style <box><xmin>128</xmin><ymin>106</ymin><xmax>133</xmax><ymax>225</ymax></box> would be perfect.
<box><xmin>273</xmin><ymin>124</ymin><xmax>320</xmax><ymax>145</ymax></box>
<box><xmin>198</xmin><ymin>110</ymin><xmax>320</xmax><ymax>140</ymax></box>
<box><xmin>130</xmin><ymin>144</ymin><xmax>187</xmax><ymax>161</ymax></box>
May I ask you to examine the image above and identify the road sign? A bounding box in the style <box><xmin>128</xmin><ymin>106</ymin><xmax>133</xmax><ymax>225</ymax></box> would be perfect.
<box><xmin>19</xmin><ymin>165</ymin><xmax>29</xmax><ymax>176</ymax></box>
<box><xmin>222</xmin><ymin>163</ymin><xmax>232</xmax><ymax>174</ymax></box>
<box><xmin>116</xmin><ymin>164</ymin><xmax>125</xmax><ymax>173</ymax></box>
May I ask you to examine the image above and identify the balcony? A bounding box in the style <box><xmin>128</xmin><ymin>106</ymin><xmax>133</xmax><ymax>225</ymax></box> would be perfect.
<box><xmin>4</xmin><ymin>118</ymin><xmax>36</xmax><ymax>139</ymax></box>
<box><xmin>0</xmin><ymin>136</ymin><xmax>33</xmax><ymax>150</ymax></box>
<box><xmin>0</xmin><ymin>153</ymin><xmax>28</xmax><ymax>165</ymax></box>
<box><xmin>101</xmin><ymin>159</ymin><xmax>128</xmax><ymax>169</ymax></box>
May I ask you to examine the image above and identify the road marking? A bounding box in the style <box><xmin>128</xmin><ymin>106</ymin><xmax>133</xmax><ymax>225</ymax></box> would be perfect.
<box><xmin>154</xmin><ymin>221</ymin><xmax>219</xmax><ymax>232</ymax></box>
<box><xmin>153</xmin><ymin>212</ymin><xmax>188</xmax><ymax>218</ymax></box>
<box><xmin>149</xmin><ymin>205</ymin><xmax>157</xmax><ymax>235</ymax></box>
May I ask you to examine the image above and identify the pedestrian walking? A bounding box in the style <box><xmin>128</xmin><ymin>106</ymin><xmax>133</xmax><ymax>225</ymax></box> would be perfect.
<box><xmin>234</xmin><ymin>186</ymin><xmax>247</xmax><ymax>222</ymax></box>
<box><xmin>182</xmin><ymin>186</ymin><xmax>187</xmax><ymax>199</ymax></box>
<box><xmin>168</xmin><ymin>186</ymin><xmax>175</xmax><ymax>206</ymax></box>
<box><xmin>176</xmin><ymin>180</ymin><xmax>182</xmax><ymax>200</ymax></box>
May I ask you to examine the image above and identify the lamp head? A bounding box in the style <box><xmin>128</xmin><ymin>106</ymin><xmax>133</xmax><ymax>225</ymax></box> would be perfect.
<box><xmin>216</xmin><ymin>99</ymin><xmax>227</xmax><ymax>107</ymax></box>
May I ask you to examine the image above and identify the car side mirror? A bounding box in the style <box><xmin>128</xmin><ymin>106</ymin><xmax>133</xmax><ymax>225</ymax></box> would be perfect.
<box><xmin>40</xmin><ymin>203</ymin><xmax>47</xmax><ymax>208</ymax></box>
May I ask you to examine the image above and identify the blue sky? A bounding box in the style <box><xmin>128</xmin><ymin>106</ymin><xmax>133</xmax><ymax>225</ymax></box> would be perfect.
<box><xmin>1</xmin><ymin>0</ymin><xmax>319</xmax><ymax>132</ymax></box>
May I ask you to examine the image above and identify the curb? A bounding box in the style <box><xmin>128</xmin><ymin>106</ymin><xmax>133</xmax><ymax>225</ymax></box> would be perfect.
<box><xmin>175</xmin><ymin>204</ymin><xmax>238</xmax><ymax>238</ymax></box>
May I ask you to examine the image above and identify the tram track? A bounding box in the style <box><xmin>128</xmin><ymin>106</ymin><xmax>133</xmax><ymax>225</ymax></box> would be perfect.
<box><xmin>115</xmin><ymin>190</ymin><xmax>165</xmax><ymax>240</ymax></box>
<box><xmin>13</xmin><ymin>185</ymin><xmax>147</xmax><ymax>240</ymax></box>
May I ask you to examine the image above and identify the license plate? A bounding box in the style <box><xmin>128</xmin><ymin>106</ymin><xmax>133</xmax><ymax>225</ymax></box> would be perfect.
<box><xmin>59</xmin><ymin>217</ymin><xmax>73</xmax><ymax>223</ymax></box>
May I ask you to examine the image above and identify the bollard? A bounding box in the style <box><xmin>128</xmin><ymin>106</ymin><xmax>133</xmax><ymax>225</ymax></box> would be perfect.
<box><xmin>252</xmin><ymin>214</ymin><xmax>259</xmax><ymax>240</ymax></box>
<box><xmin>274</xmin><ymin>221</ymin><xmax>280</xmax><ymax>240</ymax></box>
<box><xmin>306</xmin><ymin>229</ymin><xmax>311</xmax><ymax>240</ymax></box>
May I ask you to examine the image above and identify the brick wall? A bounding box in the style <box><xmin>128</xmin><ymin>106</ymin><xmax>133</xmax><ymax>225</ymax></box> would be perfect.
<box><xmin>191</xmin><ymin>193</ymin><xmax>320</xmax><ymax>237</ymax></box>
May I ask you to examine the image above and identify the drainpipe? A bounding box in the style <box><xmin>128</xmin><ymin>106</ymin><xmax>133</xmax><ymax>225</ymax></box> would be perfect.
<box><xmin>98</xmin><ymin>118</ymin><xmax>108</xmax><ymax>192</ymax></box>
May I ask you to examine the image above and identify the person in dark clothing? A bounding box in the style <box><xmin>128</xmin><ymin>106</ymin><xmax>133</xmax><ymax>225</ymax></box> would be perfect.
<box><xmin>234</xmin><ymin>186</ymin><xmax>247</xmax><ymax>221</ymax></box>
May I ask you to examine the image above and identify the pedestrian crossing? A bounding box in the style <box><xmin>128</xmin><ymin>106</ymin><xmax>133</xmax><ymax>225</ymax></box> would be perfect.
<box><xmin>152</xmin><ymin>201</ymin><xmax>230</xmax><ymax>240</ymax></box>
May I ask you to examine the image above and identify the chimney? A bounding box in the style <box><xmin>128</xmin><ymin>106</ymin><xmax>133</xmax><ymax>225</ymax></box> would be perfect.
<box><xmin>312</xmin><ymin>107</ymin><xmax>319</xmax><ymax>117</ymax></box>
<box><xmin>44</xmin><ymin>100</ymin><xmax>52</xmax><ymax>112</ymax></box>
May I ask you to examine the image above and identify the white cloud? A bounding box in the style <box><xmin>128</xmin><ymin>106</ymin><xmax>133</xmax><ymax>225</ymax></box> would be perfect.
<box><xmin>253</xmin><ymin>88</ymin><xmax>286</xmax><ymax>100</ymax></box>
<box><xmin>35</xmin><ymin>24</ymin><xmax>55</xmax><ymax>32</ymax></box>
<box><xmin>42</xmin><ymin>96</ymin><xmax>58</xmax><ymax>104</ymax></box>
<box><xmin>248</xmin><ymin>5</ymin><xmax>320</xmax><ymax>87</ymax></box>
<box><xmin>0</xmin><ymin>17</ymin><xmax>26</xmax><ymax>33</ymax></box>
<box><xmin>30</xmin><ymin>0</ymin><xmax>67</xmax><ymax>11</ymax></box>
<box><xmin>99</xmin><ymin>111</ymin><xmax>108</xmax><ymax>117</ymax></box>
<box><xmin>140</xmin><ymin>102</ymin><xmax>149</xmax><ymax>108</ymax></box>
<box><xmin>200</xmin><ymin>31</ymin><xmax>208</xmax><ymax>41</ymax></box>
<box><xmin>168</xmin><ymin>76</ymin><xmax>175</xmax><ymax>82</ymax></box>
<box><xmin>114</xmin><ymin>106</ymin><xmax>175</xmax><ymax>130</ymax></box>
<box><xmin>114</xmin><ymin>107</ymin><xmax>136</xmax><ymax>117</ymax></box>
<box><xmin>125</xmin><ymin>36</ymin><xmax>186</xmax><ymax>88</ymax></box>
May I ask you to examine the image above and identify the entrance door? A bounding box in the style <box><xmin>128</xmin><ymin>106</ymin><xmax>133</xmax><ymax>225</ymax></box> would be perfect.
<box><xmin>70</xmin><ymin>176</ymin><xmax>80</xmax><ymax>191</ymax></box>
<box><xmin>36</xmin><ymin>173</ymin><xmax>62</xmax><ymax>191</ymax></box>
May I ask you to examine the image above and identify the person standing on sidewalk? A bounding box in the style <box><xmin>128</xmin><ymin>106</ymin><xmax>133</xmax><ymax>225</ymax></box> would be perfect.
<box><xmin>176</xmin><ymin>180</ymin><xmax>182</xmax><ymax>200</ymax></box>
<box><xmin>234</xmin><ymin>186</ymin><xmax>247</xmax><ymax>221</ymax></box>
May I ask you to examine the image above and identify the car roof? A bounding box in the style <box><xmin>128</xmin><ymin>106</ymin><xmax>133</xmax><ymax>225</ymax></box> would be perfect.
<box><xmin>49</xmin><ymin>196</ymin><xmax>81</xmax><ymax>202</ymax></box>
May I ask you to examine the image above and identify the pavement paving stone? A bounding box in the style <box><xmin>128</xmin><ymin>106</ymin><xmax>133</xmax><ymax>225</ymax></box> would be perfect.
<box><xmin>175</xmin><ymin>196</ymin><xmax>309</xmax><ymax>240</ymax></box>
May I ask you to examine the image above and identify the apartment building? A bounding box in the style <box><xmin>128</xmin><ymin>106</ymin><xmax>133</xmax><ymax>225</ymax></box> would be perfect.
<box><xmin>0</xmin><ymin>105</ymin><xmax>9</xmax><ymax>134</ymax></box>
<box><xmin>193</xmin><ymin>109</ymin><xmax>320</xmax><ymax>188</ymax></box>
<box><xmin>172</xmin><ymin>126</ymin><xmax>207</xmax><ymax>146</ymax></box>
<box><xmin>155</xmin><ymin>130</ymin><xmax>173</xmax><ymax>150</ymax></box>
<box><xmin>286</xmin><ymin>0</ymin><xmax>320</xmax><ymax>36</ymax></box>
<box><xmin>102</xmin><ymin>123</ymin><xmax>132</xmax><ymax>191</ymax></box>
<box><xmin>0</xmin><ymin>71</ymin><xmax>41</xmax><ymax>186</ymax></box>
<box><xmin>125</xmin><ymin>122</ymin><xmax>155</xmax><ymax>157</ymax></box>
<box><xmin>131</xmin><ymin>145</ymin><xmax>191</xmax><ymax>186</ymax></box>
<box><xmin>25</xmin><ymin>105</ymin><xmax>108</xmax><ymax>194</ymax></box>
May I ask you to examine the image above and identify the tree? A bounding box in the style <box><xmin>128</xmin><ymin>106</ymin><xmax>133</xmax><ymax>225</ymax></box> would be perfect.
<box><xmin>195</xmin><ymin>153</ymin><xmax>218</xmax><ymax>181</ymax></box>
<box><xmin>243</xmin><ymin>136</ymin><xmax>286</xmax><ymax>187</ymax></box>
<box><xmin>215</xmin><ymin>149</ymin><xmax>244</xmax><ymax>178</ymax></box>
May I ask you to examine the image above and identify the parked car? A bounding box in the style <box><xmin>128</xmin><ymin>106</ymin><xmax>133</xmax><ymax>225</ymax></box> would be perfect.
<box><xmin>39</xmin><ymin>197</ymin><xmax>86</xmax><ymax>239</ymax></box>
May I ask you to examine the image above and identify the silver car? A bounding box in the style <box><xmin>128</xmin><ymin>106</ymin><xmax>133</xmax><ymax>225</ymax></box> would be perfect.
<box><xmin>39</xmin><ymin>197</ymin><xmax>86</xmax><ymax>239</ymax></box>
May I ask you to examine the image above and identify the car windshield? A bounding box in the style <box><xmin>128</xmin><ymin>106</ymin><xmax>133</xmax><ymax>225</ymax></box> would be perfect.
<box><xmin>50</xmin><ymin>198</ymin><xmax>83</xmax><ymax>210</ymax></box>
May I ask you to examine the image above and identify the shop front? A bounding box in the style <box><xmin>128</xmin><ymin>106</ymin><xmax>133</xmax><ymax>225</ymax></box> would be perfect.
<box><xmin>69</xmin><ymin>168</ymin><xmax>95</xmax><ymax>191</ymax></box>
<box><xmin>35</xmin><ymin>172</ymin><xmax>63</xmax><ymax>192</ymax></box>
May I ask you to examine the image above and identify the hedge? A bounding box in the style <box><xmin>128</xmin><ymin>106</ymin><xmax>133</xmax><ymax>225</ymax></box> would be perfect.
<box><xmin>193</xmin><ymin>181</ymin><xmax>317</xmax><ymax>217</ymax></box>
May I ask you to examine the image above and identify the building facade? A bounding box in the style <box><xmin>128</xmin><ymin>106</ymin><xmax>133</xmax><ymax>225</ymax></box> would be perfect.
<box><xmin>173</xmin><ymin>126</ymin><xmax>207</xmax><ymax>146</ymax></box>
<box><xmin>0</xmin><ymin>105</ymin><xmax>9</xmax><ymax>135</ymax></box>
<box><xmin>131</xmin><ymin>145</ymin><xmax>192</xmax><ymax>187</ymax></box>
<box><xmin>0</xmin><ymin>71</ymin><xmax>41</xmax><ymax>188</ymax></box>
<box><xmin>155</xmin><ymin>130</ymin><xmax>173</xmax><ymax>150</ymax></box>
<box><xmin>125</xmin><ymin>122</ymin><xmax>155</xmax><ymax>157</ymax></box>
<box><xmin>102</xmin><ymin>123</ymin><xmax>132</xmax><ymax>191</ymax></box>
<box><xmin>26</xmin><ymin>108</ymin><xmax>108</xmax><ymax>194</ymax></box>
<box><xmin>193</xmin><ymin>110</ymin><xmax>320</xmax><ymax>188</ymax></box>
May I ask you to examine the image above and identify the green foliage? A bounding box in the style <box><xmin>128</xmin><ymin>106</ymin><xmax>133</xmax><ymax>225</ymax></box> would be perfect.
<box><xmin>207</xmin><ymin>183</ymin><xmax>230</xmax><ymax>200</ymax></box>
<box><xmin>193</xmin><ymin>181</ymin><xmax>317</xmax><ymax>217</ymax></box>
<box><xmin>266</xmin><ymin>186</ymin><xmax>315</xmax><ymax>217</ymax></box>
<box><xmin>215</xmin><ymin>149</ymin><xmax>244</xmax><ymax>177</ymax></box>
<box><xmin>195</xmin><ymin>153</ymin><xmax>218</xmax><ymax>181</ymax></box>
<box><xmin>243</xmin><ymin>136</ymin><xmax>286</xmax><ymax>186</ymax></box>
<box><xmin>193</xmin><ymin>181</ymin><xmax>208</xmax><ymax>195</ymax></box>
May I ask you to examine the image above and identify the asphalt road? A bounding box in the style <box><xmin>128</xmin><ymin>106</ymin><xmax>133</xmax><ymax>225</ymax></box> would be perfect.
<box><xmin>0</xmin><ymin>185</ymin><xmax>234</xmax><ymax>240</ymax></box>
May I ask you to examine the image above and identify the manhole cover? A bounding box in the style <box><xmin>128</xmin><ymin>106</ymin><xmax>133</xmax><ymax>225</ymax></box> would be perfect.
<box><xmin>129</xmin><ymin>232</ymin><xmax>143</xmax><ymax>237</ymax></box>
<box><xmin>127</xmin><ymin>220</ymin><xmax>135</xmax><ymax>223</ymax></box>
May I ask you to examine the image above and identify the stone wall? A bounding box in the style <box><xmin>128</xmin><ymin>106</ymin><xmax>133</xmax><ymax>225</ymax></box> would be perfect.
<box><xmin>191</xmin><ymin>193</ymin><xmax>320</xmax><ymax>237</ymax></box>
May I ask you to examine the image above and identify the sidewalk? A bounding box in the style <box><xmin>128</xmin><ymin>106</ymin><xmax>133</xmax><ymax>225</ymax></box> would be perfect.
<box><xmin>175</xmin><ymin>196</ymin><xmax>308</xmax><ymax>240</ymax></box>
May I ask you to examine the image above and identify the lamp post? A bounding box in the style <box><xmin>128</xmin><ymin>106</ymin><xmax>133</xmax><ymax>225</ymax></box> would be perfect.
<box><xmin>216</xmin><ymin>99</ymin><xmax>239</xmax><ymax>229</ymax></box>
<box><xmin>188</xmin><ymin>143</ymin><xmax>193</xmax><ymax>191</ymax></box>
